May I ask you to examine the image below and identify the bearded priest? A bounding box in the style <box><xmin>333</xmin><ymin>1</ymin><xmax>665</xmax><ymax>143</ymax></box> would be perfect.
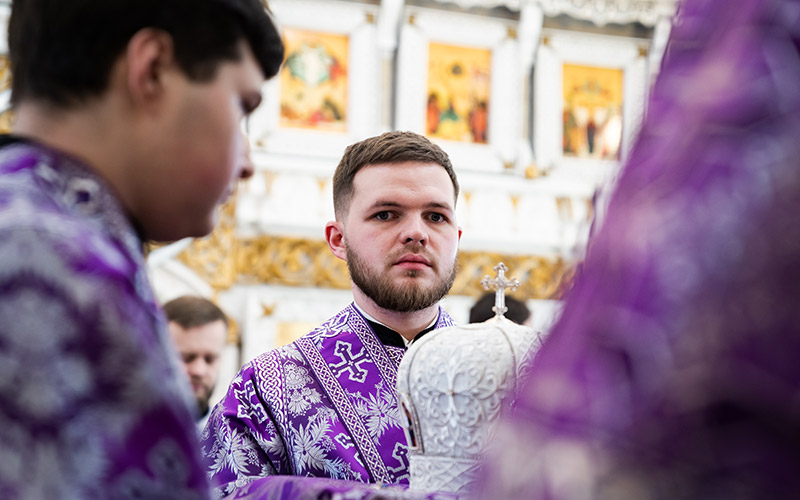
<box><xmin>201</xmin><ymin>131</ymin><xmax>462</xmax><ymax>497</ymax></box>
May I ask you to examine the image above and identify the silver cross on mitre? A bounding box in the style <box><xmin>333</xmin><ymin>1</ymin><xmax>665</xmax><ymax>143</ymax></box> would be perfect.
<box><xmin>480</xmin><ymin>262</ymin><xmax>520</xmax><ymax>319</ymax></box>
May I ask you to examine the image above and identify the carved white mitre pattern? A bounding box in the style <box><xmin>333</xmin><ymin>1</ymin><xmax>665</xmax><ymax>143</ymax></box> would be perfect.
<box><xmin>396</xmin><ymin>317</ymin><xmax>543</xmax><ymax>494</ymax></box>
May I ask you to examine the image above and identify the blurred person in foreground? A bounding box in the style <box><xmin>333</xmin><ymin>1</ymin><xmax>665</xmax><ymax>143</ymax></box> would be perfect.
<box><xmin>478</xmin><ymin>0</ymin><xmax>800</xmax><ymax>498</ymax></box>
<box><xmin>469</xmin><ymin>292</ymin><xmax>532</xmax><ymax>326</ymax></box>
<box><xmin>0</xmin><ymin>0</ymin><xmax>283</xmax><ymax>497</ymax></box>
<box><xmin>164</xmin><ymin>296</ymin><xmax>229</xmax><ymax>428</ymax></box>
<box><xmin>202</xmin><ymin>131</ymin><xmax>462</xmax><ymax>497</ymax></box>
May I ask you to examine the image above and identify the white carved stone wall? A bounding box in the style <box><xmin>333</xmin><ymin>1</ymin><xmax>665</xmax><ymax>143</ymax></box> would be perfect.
<box><xmin>142</xmin><ymin>0</ymin><xmax>677</xmax><ymax>399</ymax></box>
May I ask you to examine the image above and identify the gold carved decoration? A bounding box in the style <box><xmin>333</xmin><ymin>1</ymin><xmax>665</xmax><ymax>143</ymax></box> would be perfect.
<box><xmin>177</xmin><ymin>192</ymin><xmax>239</xmax><ymax>290</ymax></box>
<box><xmin>175</xmin><ymin>187</ymin><xmax>576</xmax><ymax>302</ymax></box>
<box><xmin>524</xmin><ymin>164</ymin><xmax>541</xmax><ymax>179</ymax></box>
<box><xmin>555</xmin><ymin>196</ymin><xmax>573</xmax><ymax>221</ymax></box>
<box><xmin>226</xmin><ymin>317</ymin><xmax>240</xmax><ymax>345</ymax></box>
<box><xmin>179</xmin><ymin>232</ymin><xmax>574</xmax><ymax>300</ymax></box>
<box><xmin>261</xmin><ymin>302</ymin><xmax>276</xmax><ymax>318</ymax></box>
<box><xmin>0</xmin><ymin>55</ymin><xmax>14</xmax><ymax>134</ymax></box>
<box><xmin>276</xmin><ymin>321</ymin><xmax>318</xmax><ymax>348</ymax></box>
<box><xmin>0</xmin><ymin>55</ymin><xmax>11</xmax><ymax>93</ymax></box>
<box><xmin>453</xmin><ymin>250</ymin><xmax>572</xmax><ymax>299</ymax></box>
<box><xmin>0</xmin><ymin>110</ymin><xmax>13</xmax><ymax>134</ymax></box>
<box><xmin>237</xmin><ymin>235</ymin><xmax>350</xmax><ymax>288</ymax></box>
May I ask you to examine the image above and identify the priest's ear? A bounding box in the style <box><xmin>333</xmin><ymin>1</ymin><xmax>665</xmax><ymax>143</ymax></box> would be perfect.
<box><xmin>325</xmin><ymin>221</ymin><xmax>347</xmax><ymax>261</ymax></box>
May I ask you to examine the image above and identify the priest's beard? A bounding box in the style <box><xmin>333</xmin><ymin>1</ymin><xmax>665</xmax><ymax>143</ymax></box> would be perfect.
<box><xmin>346</xmin><ymin>246</ymin><xmax>457</xmax><ymax>313</ymax></box>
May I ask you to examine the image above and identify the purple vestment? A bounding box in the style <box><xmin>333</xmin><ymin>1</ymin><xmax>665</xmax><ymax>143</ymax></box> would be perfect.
<box><xmin>201</xmin><ymin>304</ymin><xmax>456</xmax><ymax>497</ymax></box>
<box><xmin>478</xmin><ymin>0</ymin><xmax>800</xmax><ymax>499</ymax></box>
<box><xmin>0</xmin><ymin>139</ymin><xmax>209</xmax><ymax>498</ymax></box>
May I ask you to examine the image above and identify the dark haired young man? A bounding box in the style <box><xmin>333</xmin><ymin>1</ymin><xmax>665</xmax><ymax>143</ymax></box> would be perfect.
<box><xmin>0</xmin><ymin>0</ymin><xmax>283</xmax><ymax>497</ymax></box>
<box><xmin>203</xmin><ymin>131</ymin><xmax>462</xmax><ymax>496</ymax></box>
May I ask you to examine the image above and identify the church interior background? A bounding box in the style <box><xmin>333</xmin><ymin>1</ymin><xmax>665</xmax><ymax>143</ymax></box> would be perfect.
<box><xmin>0</xmin><ymin>0</ymin><xmax>678</xmax><ymax>408</ymax></box>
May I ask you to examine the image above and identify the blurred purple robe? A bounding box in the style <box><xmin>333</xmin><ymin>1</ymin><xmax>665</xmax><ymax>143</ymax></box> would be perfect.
<box><xmin>0</xmin><ymin>138</ymin><xmax>209</xmax><ymax>498</ymax></box>
<box><xmin>478</xmin><ymin>1</ymin><xmax>800</xmax><ymax>499</ymax></box>
<box><xmin>201</xmin><ymin>304</ymin><xmax>455</xmax><ymax>497</ymax></box>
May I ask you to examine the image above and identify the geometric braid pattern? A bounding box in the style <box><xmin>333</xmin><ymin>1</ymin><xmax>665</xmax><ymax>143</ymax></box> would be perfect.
<box><xmin>253</xmin><ymin>349</ymin><xmax>289</xmax><ymax>459</ymax></box>
<box><xmin>385</xmin><ymin>346</ymin><xmax>404</xmax><ymax>367</ymax></box>
<box><xmin>296</xmin><ymin>336</ymin><xmax>392</xmax><ymax>484</ymax></box>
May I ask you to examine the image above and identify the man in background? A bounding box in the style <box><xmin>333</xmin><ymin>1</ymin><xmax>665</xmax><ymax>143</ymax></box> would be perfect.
<box><xmin>0</xmin><ymin>0</ymin><xmax>283</xmax><ymax>496</ymax></box>
<box><xmin>165</xmin><ymin>296</ymin><xmax>230</xmax><ymax>428</ymax></box>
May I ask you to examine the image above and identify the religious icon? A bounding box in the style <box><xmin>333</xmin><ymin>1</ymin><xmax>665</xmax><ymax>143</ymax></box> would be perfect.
<box><xmin>562</xmin><ymin>64</ymin><xmax>624</xmax><ymax>160</ymax></box>
<box><xmin>426</xmin><ymin>42</ymin><xmax>491</xmax><ymax>144</ymax></box>
<box><xmin>280</xmin><ymin>28</ymin><xmax>348</xmax><ymax>132</ymax></box>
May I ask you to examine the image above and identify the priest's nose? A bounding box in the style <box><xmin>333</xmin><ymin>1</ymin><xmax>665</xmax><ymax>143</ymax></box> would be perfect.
<box><xmin>401</xmin><ymin>218</ymin><xmax>428</xmax><ymax>245</ymax></box>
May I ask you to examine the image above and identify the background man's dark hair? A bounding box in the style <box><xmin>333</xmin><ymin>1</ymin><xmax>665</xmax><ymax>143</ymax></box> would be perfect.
<box><xmin>332</xmin><ymin>131</ymin><xmax>460</xmax><ymax>219</ymax></box>
<box><xmin>163</xmin><ymin>296</ymin><xmax>229</xmax><ymax>330</ymax></box>
<box><xmin>8</xmin><ymin>0</ymin><xmax>285</xmax><ymax>107</ymax></box>
<box><xmin>469</xmin><ymin>292</ymin><xmax>531</xmax><ymax>325</ymax></box>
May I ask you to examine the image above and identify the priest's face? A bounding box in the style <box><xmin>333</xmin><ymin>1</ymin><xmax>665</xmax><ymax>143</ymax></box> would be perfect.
<box><xmin>338</xmin><ymin>162</ymin><xmax>462</xmax><ymax>312</ymax></box>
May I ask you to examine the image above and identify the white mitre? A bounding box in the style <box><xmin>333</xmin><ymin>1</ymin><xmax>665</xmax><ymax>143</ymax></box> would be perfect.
<box><xmin>396</xmin><ymin>310</ymin><xmax>544</xmax><ymax>495</ymax></box>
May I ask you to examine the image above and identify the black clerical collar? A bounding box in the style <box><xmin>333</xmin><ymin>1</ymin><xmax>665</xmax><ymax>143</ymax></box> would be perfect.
<box><xmin>366</xmin><ymin>319</ymin><xmax>436</xmax><ymax>348</ymax></box>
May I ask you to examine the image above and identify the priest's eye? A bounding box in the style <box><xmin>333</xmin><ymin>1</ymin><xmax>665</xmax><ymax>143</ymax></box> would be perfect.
<box><xmin>429</xmin><ymin>213</ymin><xmax>447</xmax><ymax>223</ymax></box>
<box><xmin>374</xmin><ymin>211</ymin><xmax>392</xmax><ymax>221</ymax></box>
